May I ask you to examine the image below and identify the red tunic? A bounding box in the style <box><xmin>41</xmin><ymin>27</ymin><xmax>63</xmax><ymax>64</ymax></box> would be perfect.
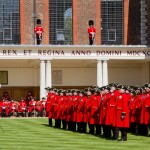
<box><xmin>88</xmin><ymin>26</ymin><xmax>96</xmax><ymax>38</ymax></box>
<box><xmin>53</xmin><ymin>95</ymin><xmax>60</xmax><ymax>119</ymax></box>
<box><xmin>8</xmin><ymin>101</ymin><xmax>18</xmax><ymax>114</ymax></box>
<box><xmin>0</xmin><ymin>100</ymin><xmax>8</xmax><ymax>115</ymax></box>
<box><xmin>59</xmin><ymin>96</ymin><xmax>66</xmax><ymax>120</ymax></box>
<box><xmin>72</xmin><ymin>95</ymin><xmax>80</xmax><ymax>122</ymax></box>
<box><xmin>39</xmin><ymin>99</ymin><xmax>47</xmax><ymax>112</ymax></box>
<box><xmin>66</xmin><ymin>96</ymin><xmax>73</xmax><ymax>122</ymax></box>
<box><xmin>46</xmin><ymin>93</ymin><xmax>55</xmax><ymax>118</ymax></box>
<box><xmin>34</xmin><ymin>25</ymin><xmax>44</xmax><ymax>37</ymax></box>
<box><xmin>28</xmin><ymin>100</ymin><xmax>37</xmax><ymax>112</ymax></box>
<box><xmin>134</xmin><ymin>95</ymin><xmax>142</xmax><ymax>124</ymax></box>
<box><xmin>99</xmin><ymin>93</ymin><xmax>111</xmax><ymax>125</ymax></box>
<box><xmin>142</xmin><ymin>93</ymin><xmax>150</xmax><ymax>124</ymax></box>
<box><xmin>105</xmin><ymin>90</ymin><xmax>120</xmax><ymax>126</ymax></box>
<box><xmin>113</xmin><ymin>93</ymin><xmax>130</xmax><ymax>128</ymax></box>
<box><xmin>76</xmin><ymin>96</ymin><xmax>86</xmax><ymax>123</ymax></box>
<box><xmin>89</xmin><ymin>95</ymin><xmax>101</xmax><ymax>125</ymax></box>
<box><xmin>129</xmin><ymin>95</ymin><xmax>136</xmax><ymax>123</ymax></box>
<box><xmin>83</xmin><ymin>96</ymin><xmax>91</xmax><ymax>123</ymax></box>
<box><xmin>18</xmin><ymin>101</ymin><xmax>27</xmax><ymax>113</ymax></box>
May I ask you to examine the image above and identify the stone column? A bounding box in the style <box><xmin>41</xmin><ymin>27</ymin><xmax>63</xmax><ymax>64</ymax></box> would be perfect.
<box><xmin>97</xmin><ymin>59</ymin><xmax>103</xmax><ymax>87</ymax></box>
<box><xmin>40</xmin><ymin>60</ymin><xmax>46</xmax><ymax>99</ymax></box>
<box><xmin>102</xmin><ymin>60</ymin><xmax>108</xmax><ymax>86</ymax></box>
<box><xmin>45</xmin><ymin>60</ymin><xmax>52</xmax><ymax>88</ymax></box>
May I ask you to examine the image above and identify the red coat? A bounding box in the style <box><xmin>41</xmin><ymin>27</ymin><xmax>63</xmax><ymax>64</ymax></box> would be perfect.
<box><xmin>46</xmin><ymin>93</ymin><xmax>55</xmax><ymax>118</ymax></box>
<box><xmin>28</xmin><ymin>100</ymin><xmax>37</xmax><ymax>112</ymax></box>
<box><xmin>89</xmin><ymin>95</ymin><xmax>101</xmax><ymax>125</ymax></box>
<box><xmin>38</xmin><ymin>99</ymin><xmax>47</xmax><ymax>112</ymax></box>
<box><xmin>55</xmin><ymin>96</ymin><xmax>65</xmax><ymax>120</ymax></box>
<box><xmin>134</xmin><ymin>95</ymin><xmax>142</xmax><ymax>124</ymax></box>
<box><xmin>76</xmin><ymin>96</ymin><xmax>86</xmax><ymax>123</ymax></box>
<box><xmin>34</xmin><ymin>25</ymin><xmax>44</xmax><ymax>37</ymax></box>
<box><xmin>59</xmin><ymin>96</ymin><xmax>66</xmax><ymax>120</ymax></box>
<box><xmin>8</xmin><ymin>101</ymin><xmax>18</xmax><ymax>113</ymax></box>
<box><xmin>18</xmin><ymin>101</ymin><xmax>27</xmax><ymax>112</ymax></box>
<box><xmin>105</xmin><ymin>90</ymin><xmax>120</xmax><ymax>126</ymax></box>
<box><xmin>83</xmin><ymin>96</ymin><xmax>91</xmax><ymax>123</ymax></box>
<box><xmin>142</xmin><ymin>93</ymin><xmax>150</xmax><ymax>124</ymax></box>
<box><xmin>53</xmin><ymin>95</ymin><xmax>60</xmax><ymax>119</ymax></box>
<box><xmin>66</xmin><ymin>96</ymin><xmax>73</xmax><ymax>122</ymax></box>
<box><xmin>113</xmin><ymin>93</ymin><xmax>130</xmax><ymax>128</ymax></box>
<box><xmin>0</xmin><ymin>100</ymin><xmax>8</xmax><ymax>115</ymax></box>
<box><xmin>99</xmin><ymin>93</ymin><xmax>111</xmax><ymax>125</ymax></box>
<box><xmin>72</xmin><ymin>95</ymin><xmax>80</xmax><ymax>122</ymax></box>
<box><xmin>88</xmin><ymin>26</ymin><xmax>96</xmax><ymax>38</ymax></box>
<box><xmin>129</xmin><ymin>95</ymin><xmax>136</xmax><ymax>123</ymax></box>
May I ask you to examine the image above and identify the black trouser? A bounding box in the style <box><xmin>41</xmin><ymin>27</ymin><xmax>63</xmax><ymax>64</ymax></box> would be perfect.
<box><xmin>72</xmin><ymin>122</ymin><xmax>76</xmax><ymax>131</ymax></box>
<box><xmin>138</xmin><ymin>124</ymin><xmax>148</xmax><ymax>136</ymax></box>
<box><xmin>48</xmin><ymin>118</ymin><xmax>52</xmax><ymax>126</ymax></box>
<box><xmin>89</xmin><ymin>38</ymin><xmax>94</xmax><ymax>45</ymax></box>
<box><xmin>36</xmin><ymin>36</ymin><xmax>42</xmax><ymax>45</ymax></box>
<box><xmin>82</xmin><ymin>122</ymin><xmax>87</xmax><ymax>133</ymax></box>
<box><xmin>120</xmin><ymin>128</ymin><xmax>128</xmax><ymax>141</ymax></box>
<box><xmin>102</xmin><ymin>125</ymin><xmax>111</xmax><ymax>138</ymax></box>
<box><xmin>89</xmin><ymin>124</ymin><xmax>94</xmax><ymax>134</ymax></box>
<box><xmin>114</xmin><ymin>127</ymin><xmax>119</xmax><ymax>140</ymax></box>
<box><xmin>55</xmin><ymin>119</ymin><xmax>61</xmax><ymax>128</ymax></box>
<box><xmin>62</xmin><ymin>120</ymin><xmax>67</xmax><ymax>129</ymax></box>
<box><xmin>77</xmin><ymin>122</ymin><xmax>87</xmax><ymax>133</ymax></box>
<box><xmin>130</xmin><ymin>123</ymin><xmax>137</xmax><ymax>134</ymax></box>
<box><xmin>68</xmin><ymin>121</ymin><xmax>72</xmax><ymax>130</ymax></box>
<box><xmin>77</xmin><ymin>122</ymin><xmax>82</xmax><ymax>132</ymax></box>
<box><xmin>95</xmin><ymin>124</ymin><xmax>101</xmax><ymax>135</ymax></box>
<box><xmin>1</xmin><ymin>108</ymin><xmax>6</xmax><ymax>117</ymax></box>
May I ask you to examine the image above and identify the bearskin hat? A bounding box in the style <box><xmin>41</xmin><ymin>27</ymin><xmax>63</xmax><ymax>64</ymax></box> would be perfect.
<box><xmin>89</xmin><ymin>20</ymin><xmax>94</xmax><ymax>26</ymax></box>
<box><xmin>37</xmin><ymin>19</ymin><xmax>41</xmax><ymax>25</ymax></box>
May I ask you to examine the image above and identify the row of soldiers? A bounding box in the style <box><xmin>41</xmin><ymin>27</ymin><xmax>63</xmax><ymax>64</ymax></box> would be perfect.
<box><xmin>45</xmin><ymin>83</ymin><xmax>150</xmax><ymax>141</ymax></box>
<box><xmin>0</xmin><ymin>97</ymin><xmax>47</xmax><ymax>117</ymax></box>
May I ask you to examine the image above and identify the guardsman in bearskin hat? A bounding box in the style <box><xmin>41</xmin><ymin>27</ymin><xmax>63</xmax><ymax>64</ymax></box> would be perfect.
<box><xmin>34</xmin><ymin>19</ymin><xmax>44</xmax><ymax>45</ymax></box>
<box><xmin>88</xmin><ymin>20</ymin><xmax>96</xmax><ymax>45</ymax></box>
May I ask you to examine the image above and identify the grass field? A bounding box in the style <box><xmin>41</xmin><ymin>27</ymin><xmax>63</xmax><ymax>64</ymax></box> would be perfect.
<box><xmin>0</xmin><ymin>118</ymin><xmax>150</xmax><ymax>150</ymax></box>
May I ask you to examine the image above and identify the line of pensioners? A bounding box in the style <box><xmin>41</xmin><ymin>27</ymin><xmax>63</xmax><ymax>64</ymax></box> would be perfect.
<box><xmin>46</xmin><ymin>83</ymin><xmax>150</xmax><ymax>141</ymax></box>
<box><xmin>0</xmin><ymin>91</ymin><xmax>47</xmax><ymax>117</ymax></box>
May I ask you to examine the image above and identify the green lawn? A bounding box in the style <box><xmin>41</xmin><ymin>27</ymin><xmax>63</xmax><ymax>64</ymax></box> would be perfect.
<box><xmin>0</xmin><ymin>118</ymin><xmax>149</xmax><ymax>150</ymax></box>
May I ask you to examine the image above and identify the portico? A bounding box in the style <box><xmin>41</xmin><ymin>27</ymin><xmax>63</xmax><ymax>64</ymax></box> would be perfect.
<box><xmin>0</xmin><ymin>45</ymin><xmax>149</xmax><ymax>99</ymax></box>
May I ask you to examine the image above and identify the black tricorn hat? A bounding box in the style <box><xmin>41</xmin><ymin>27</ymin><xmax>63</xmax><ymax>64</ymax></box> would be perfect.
<box><xmin>118</xmin><ymin>85</ymin><xmax>127</xmax><ymax>90</ymax></box>
<box><xmin>89</xmin><ymin>20</ymin><xmax>94</xmax><ymax>26</ymax></box>
<box><xmin>37</xmin><ymin>19</ymin><xmax>41</xmax><ymax>24</ymax></box>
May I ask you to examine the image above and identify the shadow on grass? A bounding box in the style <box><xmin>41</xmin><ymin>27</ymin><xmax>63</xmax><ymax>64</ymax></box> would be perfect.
<box><xmin>41</xmin><ymin>123</ymin><xmax>119</xmax><ymax>141</ymax></box>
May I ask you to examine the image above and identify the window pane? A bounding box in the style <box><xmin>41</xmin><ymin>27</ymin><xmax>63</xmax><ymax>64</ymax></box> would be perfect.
<box><xmin>0</xmin><ymin>0</ymin><xmax>20</xmax><ymax>44</ymax></box>
<box><xmin>101</xmin><ymin>0</ymin><xmax>124</xmax><ymax>44</ymax></box>
<box><xmin>49</xmin><ymin>0</ymin><xmax>72</xmax><ymax>45</ymax></box>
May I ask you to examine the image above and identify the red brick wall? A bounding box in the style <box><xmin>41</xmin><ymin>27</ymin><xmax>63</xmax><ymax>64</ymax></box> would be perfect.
<box><xmin>72</xmin><ymin>0</ymin><xmax>78</xmax><ymax>44</ymax></box>
<box><xmin>20</xmin><ymin>0</ymin><xmax>26</xmax><ymax>44</ymax></box>
<box><xmin>43</xmin><ymin>0</ymin><xmax>49</xmax><ymax>45</ymax></box>
<box><xmin>124</xmin><ymin>0</ymin><xmax>129</xmax><ymax>45</ymax></box>
<box><xmin>20</xmin><ymin>0</ymin><xmax>133</xmax><ymax>45</ymax></box>
<box><xmin>76</xmin><ymin>0</ymin><xmax>97</xmax><ymax>45</ymax></box>
<box><xmin>20</xmin><ymin>0</ymin><xmax>49</xmax><ymax>45</ymax></box>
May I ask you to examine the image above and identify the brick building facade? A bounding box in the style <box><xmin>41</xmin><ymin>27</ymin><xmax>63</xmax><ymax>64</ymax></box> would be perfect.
<box><xmin>1</xmin><ymin>0</ymin><xmax>150</xmax><ymax>45</ymax></box>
